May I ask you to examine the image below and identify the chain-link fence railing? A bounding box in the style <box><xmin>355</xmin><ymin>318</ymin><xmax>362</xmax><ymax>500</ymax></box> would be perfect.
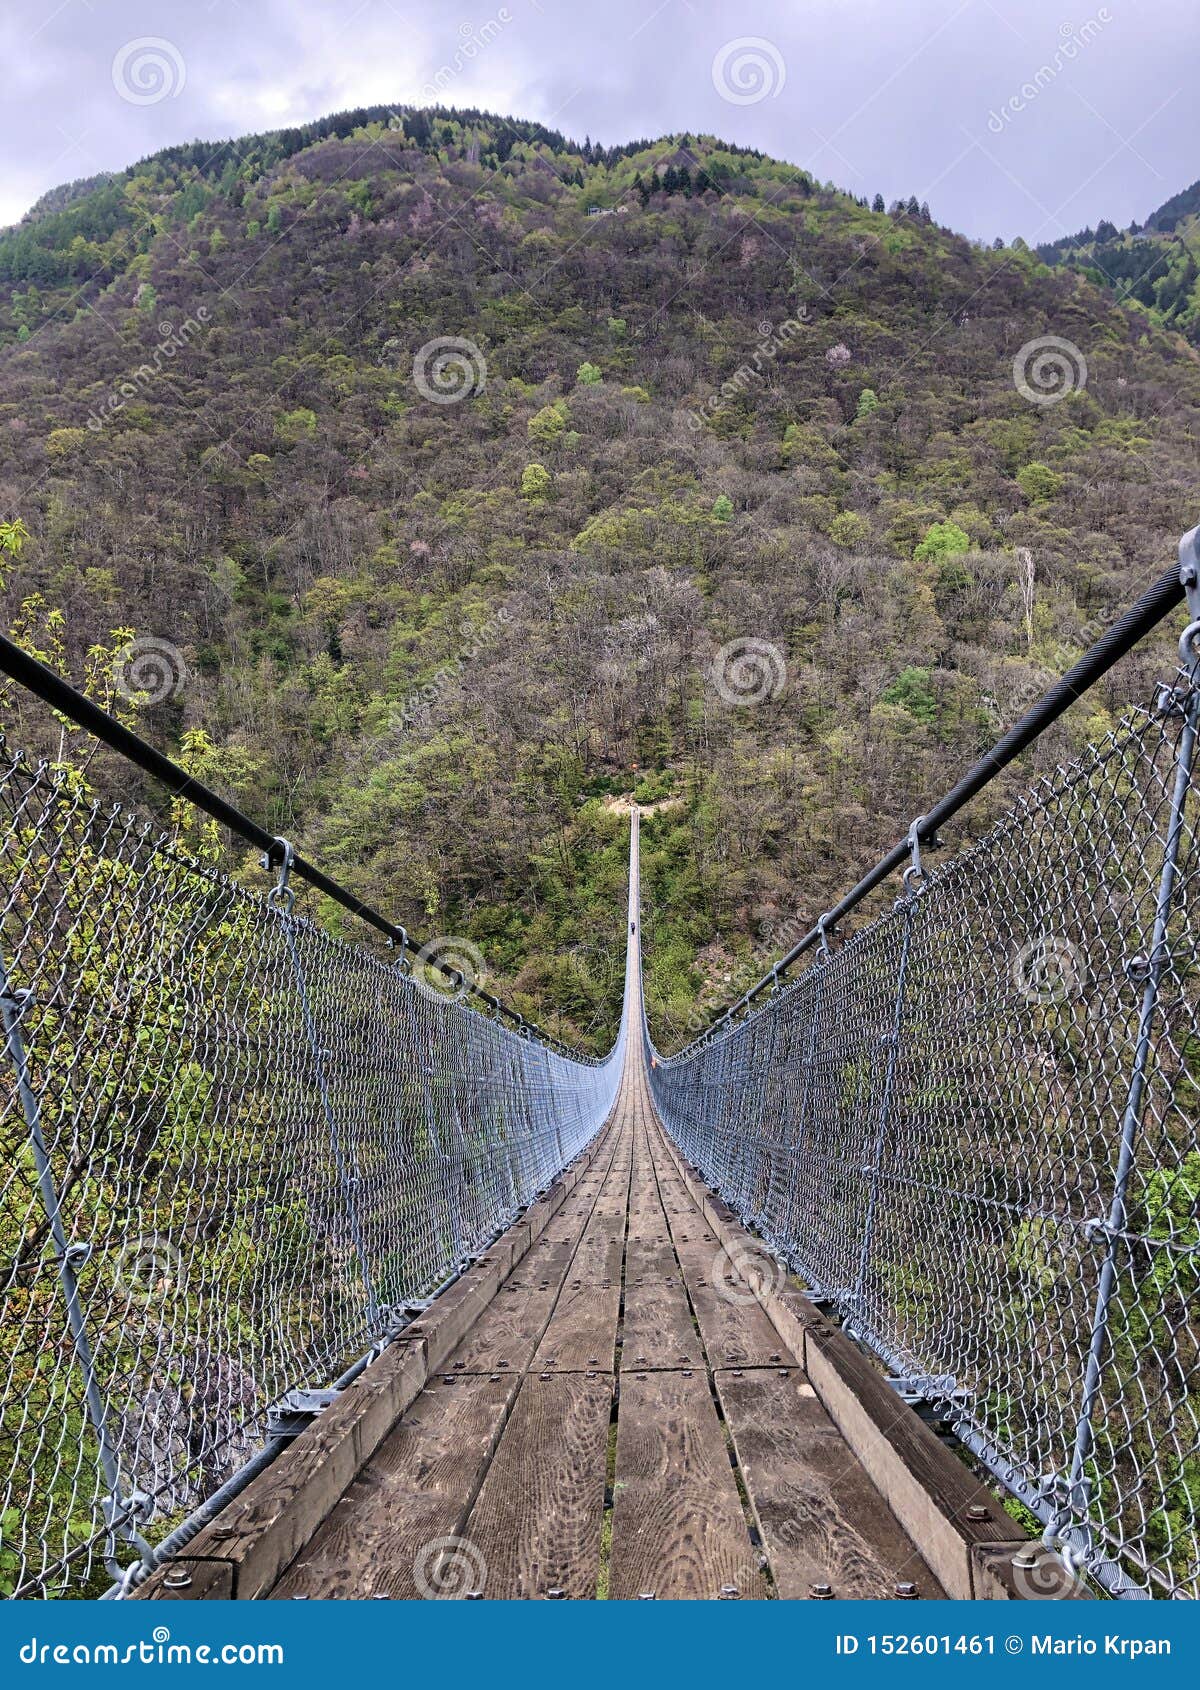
<box><xmin>647</xmin><ymin>675</ymin><xmax>1200</xmax><ymax>1599</ymax></box>
<box><xmin>0</xmin><ymin>745</ymin><xmax>623</xmax><ymax>1598</ymax></box>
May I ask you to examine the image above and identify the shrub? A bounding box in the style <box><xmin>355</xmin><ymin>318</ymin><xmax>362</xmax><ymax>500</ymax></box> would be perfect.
<box><xmin>1016</xmin><ymin>462</ymin><xmax>1064</xmax><ymax>503</ymax></box>
<box><xmin>521</xmin><ymin>462</ymin><xmax>551</xmax><ymax>500</ymax></box>
<box><xmin>830</xmin><ymin>510</ymin><xmax>871</xmax><ymax>547</ymax></box>
<box><xmin>882</xmin><ymin>665</ymin><xmax>938</xmax><ymax>723</ymax></box>
<box><xmin>913</xmin><ymin>519</ymin><xmax>970</xmax><ymax>562</ymax></box>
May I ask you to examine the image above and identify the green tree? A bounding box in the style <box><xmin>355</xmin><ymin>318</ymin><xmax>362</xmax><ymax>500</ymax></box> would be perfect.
<box><xmin>528</xmin><ymin>401</ymin><xmax>569</xmax><ymax>445</ymax></box>
<box><xmin>1016</xmin><ymin>462</ymin><xmax>1064</xmax><ymax>504</ymax></box>
<box><xmin>576</xmin><ymin>361</ymin><xmax>602</xmax><ymax>386</ymax></box>
<box><xmin>521</xmin><ymin>462</ymin><xmax>551</xmax><ymax>500</ymax></box>
<box><xmin>882</xmin><ymin>665</ymin><xmax>938</xmax><ymax>723</ymax></box>
<box><xmin>711</xmin><ymin>494</ymin><xmax>734</xmax><ymax>522</ymax></box>
<box><xmin>854</xmin><ymin>387</ymin><xmax>879</xmax><ymax>420</ymax></box>
<box><xmin>913</xmin><ymin>520</ymin><xmax>970</xmax><ymax>562</ymax></box>
<box><xmin>830</xmin><ymin>510</ymin><xmax>870</xmax><ymax>547</ymax></box>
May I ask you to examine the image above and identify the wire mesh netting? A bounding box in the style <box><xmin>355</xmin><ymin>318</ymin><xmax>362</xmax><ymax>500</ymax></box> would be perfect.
<box><xmin>0</xmin><ymin>745</ymin><xmax>623</xmax><ymax>1598</ymax></box>
<box><xmin>647</xmin><ymin>678</ymin><xmax>1200</xmax><ymax>1599</ymax></box>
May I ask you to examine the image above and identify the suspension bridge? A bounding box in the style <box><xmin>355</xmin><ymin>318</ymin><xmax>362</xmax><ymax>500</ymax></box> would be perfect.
<box><xmin>2</xmin><ymin>534</ymin><xmax>1200</xmax><ymax>1603</ymax></box>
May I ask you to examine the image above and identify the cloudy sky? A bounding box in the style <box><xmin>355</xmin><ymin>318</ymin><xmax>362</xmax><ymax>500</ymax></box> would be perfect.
<box><xmin>3</xmin><ymin>0</ymin><xmax>1196</xmax><ymax>243</ymax></box>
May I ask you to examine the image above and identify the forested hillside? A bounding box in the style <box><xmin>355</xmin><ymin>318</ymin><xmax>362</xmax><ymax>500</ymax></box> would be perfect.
<box><xmin>1038</xmin><ymin>177</ymin><xmax>1200</xmax><ymax>344</ymax></box>
<box><xmin>2</xmin><ymin>106</ymin><xmax>1199</xmax><ymax>1052</ymax></box>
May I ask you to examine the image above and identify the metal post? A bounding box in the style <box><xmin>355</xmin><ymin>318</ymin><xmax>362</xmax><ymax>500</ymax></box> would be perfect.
<box><xmin>0</xmin><ymin>944</ymin><xmax>149</xmax><ymax>1577</ymax></box>
<box><xmin>1063</xmin><ymin>678</ymin><xmax>1199</xmax><ymax>1554</ymax></box>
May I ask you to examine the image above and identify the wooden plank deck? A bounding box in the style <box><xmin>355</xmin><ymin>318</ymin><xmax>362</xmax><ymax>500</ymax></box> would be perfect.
<box><xmin>269</xmin><ymin>1023</ymin><xmax>944</xmax><ymax>1600</ymax></box>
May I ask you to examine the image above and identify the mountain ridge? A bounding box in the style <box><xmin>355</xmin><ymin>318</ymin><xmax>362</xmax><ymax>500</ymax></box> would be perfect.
<box><xmin>2</xmin><ymin>105</ymin><xmax>1199</xmax><ymax>1050</ymax></box>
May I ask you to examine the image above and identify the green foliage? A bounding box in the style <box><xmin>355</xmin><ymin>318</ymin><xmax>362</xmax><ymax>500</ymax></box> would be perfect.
<box><xmin>881</xmin><ymin>666</ymin><xmax>938</xmax><ymax>723</ymax></box>
<box><xmin>528</xmin><ymin>400</ymin><xmax>569</xmax><ymax>444</ymax></box>
<box><xmin>2</xmin><ymin>103</ymin><xmax>1199</xmax><ymax>1053</ymax></box>
<box><xmin>854</xmin><ymin>386</ymin><xmax>879</xmax><ymax>420</ymax></box>
<box><xmin>1016</xmin><ymin>461</ymin><xmax>1065</xmax><ymax>503</ymax></box>
<box><xmin>274</xmin><ymin>406</ymin><xmax>317</xmax><ymax>443</ymax></box>
<box><xmin>830</xmin><ymin>510</ymin><xmax>871</xmax><ymax>547</ymax></box>
<box><xmin>913</xmin><ymin>520</ymin><xmax>970</xmax><ymax>562</ymax></box>
<box><xmin>520</xmin><ymin>462</ymin><xmax>551</xmax><ymax>500</ymax></box>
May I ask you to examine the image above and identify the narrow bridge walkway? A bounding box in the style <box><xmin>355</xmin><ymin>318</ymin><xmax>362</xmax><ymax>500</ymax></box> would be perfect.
<box><xmin>265</xmin><ymin>827</ymin><xmax>944</xmax><ymax>1601</ymax></box>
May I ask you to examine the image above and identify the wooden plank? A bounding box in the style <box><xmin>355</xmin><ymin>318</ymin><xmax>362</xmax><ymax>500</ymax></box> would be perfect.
<box><xmin>567</xmin><ymin>1235</ymin><xmax>624</xmax><ymax>1282</ymax></box>
<box><xmin>621</xmin><ymin>1273</ymin><xmax>703</xmax><ymax>1370</ymax></box>
<box><xmin>463</xmin><ymin>1374</ymin><xmax>612</xmax><ymax>1598</ymax></box>
<box><xmin>609</xmin><ymin>1368</ymin><xmax>766</xmax><ymax>1600</ymax></box>
<box><xmin>715</xmin><ymin>1368</ymin><xmax>944</xmax><ymax>1599</ymax></box>
<box><xmin>532</xmin><ymin>1275</ymin><xmax>622</xmax><ymax>1371</ymax></box>
<box><xmin>675</xmin><ymin>1245</ymin><xmax>796</xmax><ymax>1368</ymax></box>
<box><xmin>273</xmin><ymin>1372</ymin><xmax>519</xmax><ymax>1599</ymax></box>
<box><xmin>625</xmin><ymin>1238</ymin><xmax>677</xmax><ymax>1278</ymax></box>
<box><xmin>444</xmin><ymin>1276</ymin><xmax>565</xmax><ymax>1375</ymax></box>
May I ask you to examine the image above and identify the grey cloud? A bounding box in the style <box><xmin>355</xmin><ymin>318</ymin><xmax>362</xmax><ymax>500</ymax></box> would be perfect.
<box><xmin>1</xmin><ymin>0</ymin><xmax>1196</xmax><ymax>242</ymax></box>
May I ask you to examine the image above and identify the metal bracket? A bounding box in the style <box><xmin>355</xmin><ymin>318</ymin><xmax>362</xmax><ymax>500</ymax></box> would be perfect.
<box><xmin>902</xmin><ymin>815</ymin><xmax>927</xmax><ymax>895</ymax></box>
<box><xmin>262</xmin><ymin>836</ymin><xmax>296</xmax><ymax>913</ymax></box>
<box><xmin>266</xmin><ymin>1386</ymin><xmax>340</xmax><ymax>1440</ymax></box>
<box><xmin>816</xmin><ymin>913</ymin><xmax>835</xmax><ymax>962</ymax></box>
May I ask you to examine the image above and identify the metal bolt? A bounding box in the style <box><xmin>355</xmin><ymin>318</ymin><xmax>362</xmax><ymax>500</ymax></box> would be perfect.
<box><xmin>546</xmin><ymin>1588</ymin><xmax>566</xmax><ymax>1600</ymax></box>
<box><xmin>1012</xmin><ymin>1549</ymin><xmax>1040</xmax><ymax>1571</ymax></box>
<box><xmin>895</xmin><ymin>1581</ymin><xmax>918</xmax><ymax>1599</ymax></box>
<box><xmin>638</xmin><ymin>1591</ymin><xmax>656</xmax><ymax>1601</ymax></box>
<box><xmin>810</xmin><ymin>1582</ymin><xmax>833</xmax><ymax>1599</ymax></box>
<box><xmin>163</xmin><ymin>1568</ymin><xmax>192</xmax><ymax>1589</ymax></box>
<box><xmin>966</xmin><ymin>1505</ymin><xmax>990</xmax><ymax>1522</ymax></box>
<box><xmin>719</xmin><ymin>1584</ymin><xmax>740</xmax><ymax>1599</ymax></box>
<box><xmin>465</xmin><ymin>1590</ymin><xmax>483</xmax><ymax>1601</ymax></box>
